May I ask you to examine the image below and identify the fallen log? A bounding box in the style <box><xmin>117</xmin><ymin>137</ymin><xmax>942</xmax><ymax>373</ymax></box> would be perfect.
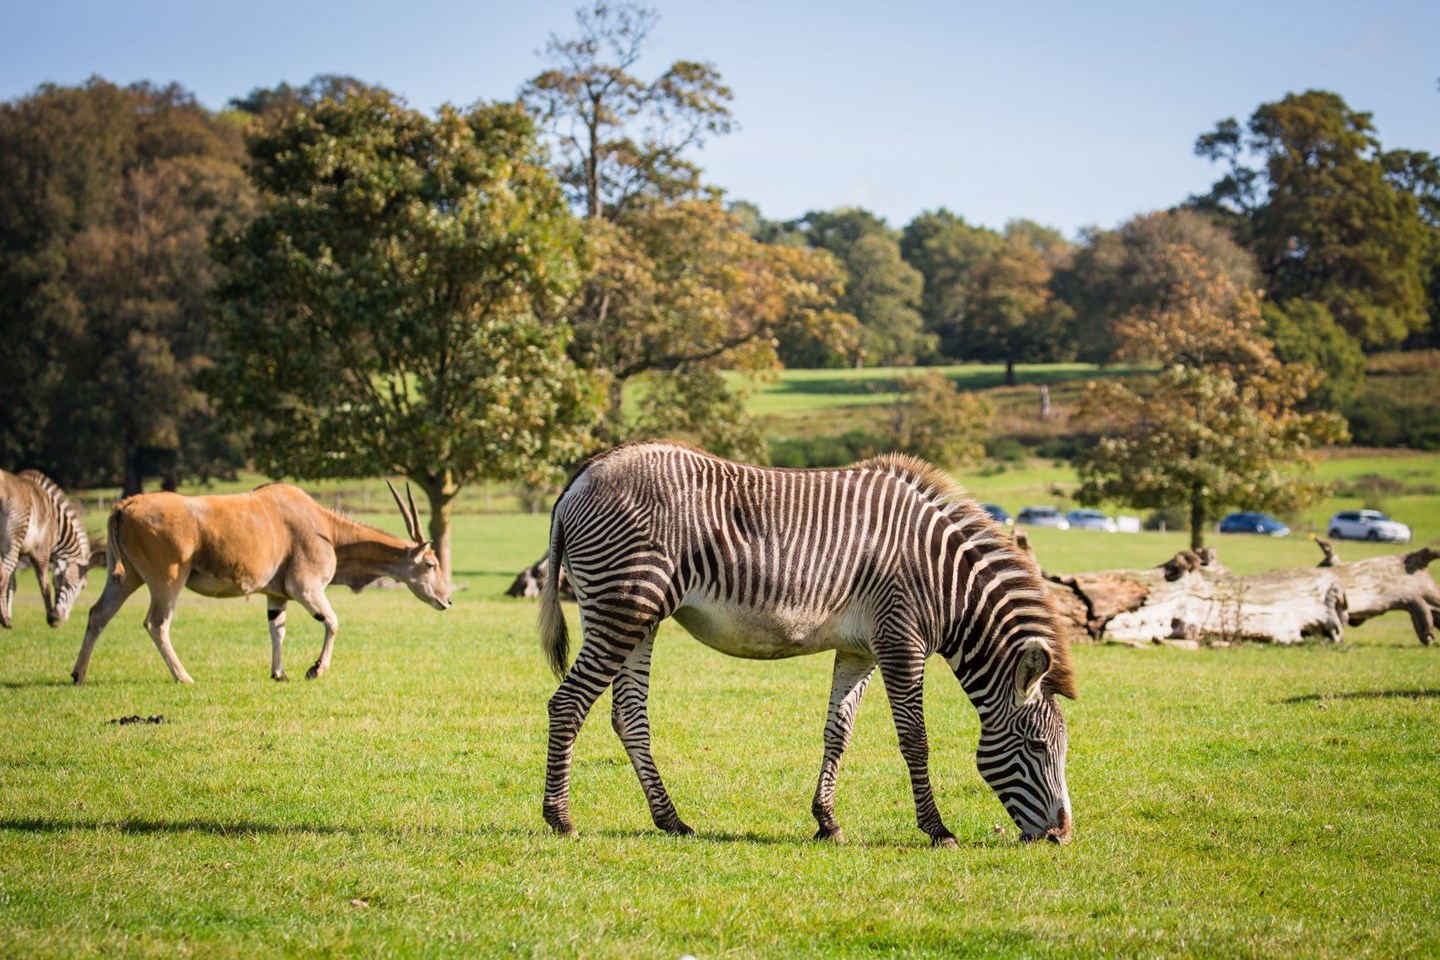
<box><xmin>1026</xmin><ymin>539</ymin><xmax>1347</xmax><ymax>647</ymax></box>
<box><xmin>1311</xmin><ymin>538</ymin><xmax>1440</xmax><ymax>646</ymax></box>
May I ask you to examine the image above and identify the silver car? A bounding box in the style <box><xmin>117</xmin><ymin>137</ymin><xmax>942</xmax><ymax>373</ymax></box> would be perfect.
<box><xmin>1327</xmin><ymin>509</ymin><xmax>1412</xmax><ymax>543</ymax></box>
<box><xmin>1016</xmin><ymin>506</ymin><xmax>1069</xmax><ymax>530</ymax></box>
<box><xmin>1065</xmin><ymin>509</ymin><xmax>1117</xmax><ymax>532</ymax></box>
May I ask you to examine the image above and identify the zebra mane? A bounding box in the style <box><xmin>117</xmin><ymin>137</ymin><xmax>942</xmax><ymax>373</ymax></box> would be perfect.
<box><xmin>861</xmin><ymin>453</ymin><xmax>978</xmax><ymax>519</ymax></box>
<box><xmin>17</xmin><ymin>470</ymin><xmax>90</xmax><ymax>558</ymax></box>
<box><xmin>860</xmin><ymin>454</ymin><xmax>1078</xmax><ymax>701</ymax></box>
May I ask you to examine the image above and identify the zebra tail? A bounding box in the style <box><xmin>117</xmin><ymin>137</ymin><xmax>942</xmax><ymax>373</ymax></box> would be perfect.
<box><xmin>539</xmin><ymin>510</ymin><xmax>569</xmax><ymax>682</ymax></box>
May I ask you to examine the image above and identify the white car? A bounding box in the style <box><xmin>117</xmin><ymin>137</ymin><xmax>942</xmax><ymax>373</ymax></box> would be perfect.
<box><xmin>1327</xmin><ymin>509</ymin><xmax>1412</xmax><ymax>543</ymax></box>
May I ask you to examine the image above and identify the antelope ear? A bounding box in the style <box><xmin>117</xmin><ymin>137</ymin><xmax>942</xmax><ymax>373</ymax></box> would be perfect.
<box><xmin>1014</xmin><ymin>637</ymin><xmax>1053</xmax><ymax>701</ymax></box>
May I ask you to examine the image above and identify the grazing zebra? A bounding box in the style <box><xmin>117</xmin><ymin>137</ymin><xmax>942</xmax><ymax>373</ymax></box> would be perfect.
<box><xmin>540</xmin><ymin>441</ymin><xmax>1077</xmax><ymax>846</ymax></box>
<box><xmin>0</xmin><ymin>469</ymin><xmax>99</xmax><ymax>628</ymax></box>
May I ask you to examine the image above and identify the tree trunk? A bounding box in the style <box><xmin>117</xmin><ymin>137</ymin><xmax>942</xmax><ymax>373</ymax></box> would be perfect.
<box><xmin>1004</xmin><ymin>357</ymin><xmax>1016</xmax><ymax>387</ymax></box>
<box><xmin>1189</xmin><ymin>489</ymin><xmax>1206</xmax><ymax>551</ymax></box>
<box><xmin>122</xmin><ymin>449</ymin><xmax>143</xmax><ymax>498</ymax></box>
<box><xmin>416</xmin><ymin>477</ymin><xmax>457</xmax><ymax>584</ymax></box>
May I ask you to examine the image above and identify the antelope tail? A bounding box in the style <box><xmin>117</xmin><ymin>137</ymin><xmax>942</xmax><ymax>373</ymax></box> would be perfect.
<box><xmin>539</xmin><ymin>510</ymin><xmax>570</xmax><ymax>682</ymax></box>
<box><xmin>105</xmin><ymin>507</ymin><xmax>127</xmax><ymax>582</ymax></box>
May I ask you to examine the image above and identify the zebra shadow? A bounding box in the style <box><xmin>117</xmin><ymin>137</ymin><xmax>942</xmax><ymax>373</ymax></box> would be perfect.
<box><xmin>1280</xmin><ymin>688</ymin><xmax>1440</xmax><ymax>705</ymax></box>
<box><xmin>587</xmin><ymin>826</ymin><xmax>1002</xmax><ymax>850</ymax></box>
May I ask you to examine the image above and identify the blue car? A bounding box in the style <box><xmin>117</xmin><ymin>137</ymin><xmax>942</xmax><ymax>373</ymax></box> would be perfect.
<box><xmin>981</xmin><ymin>503</ymin><xmax>1012</xmax><ymax>526</ymax></box>
<box><xmin>1218</xmin><ymin>511</ymin><xmax>1290</xmax><ymax>537</ymax></box>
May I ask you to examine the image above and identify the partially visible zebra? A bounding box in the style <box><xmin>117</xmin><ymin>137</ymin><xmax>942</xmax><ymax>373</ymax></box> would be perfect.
<box><xmin>0</xmin><ymin>469</ymin><xmax>99</xmax><ymax>628</ymax></box>
<box><xmin>540</xmin><ymin>441</ymin><xmax>1077</xmax><ymax>846</ymax></box>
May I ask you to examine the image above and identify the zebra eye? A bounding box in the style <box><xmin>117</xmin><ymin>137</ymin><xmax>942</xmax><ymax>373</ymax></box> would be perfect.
<box><xmin>1026</xmin><ymin>737</ymin><xmax>1047</xmax><ymax>752</ymax></box>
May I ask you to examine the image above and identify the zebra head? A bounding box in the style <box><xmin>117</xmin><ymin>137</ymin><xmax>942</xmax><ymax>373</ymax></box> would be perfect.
<box><xmin>974</xmin><ymin>637</ymin><xmax>1073</xmax><ymax>844</ymax></box>
<box><xmin>48</xmin><ymin>548</ymin><xmax>103</xmax><ymax>628</ymax></box>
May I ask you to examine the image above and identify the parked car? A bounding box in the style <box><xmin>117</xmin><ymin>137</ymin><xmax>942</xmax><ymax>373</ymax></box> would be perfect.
<box><xmin>1065</xmin><ymin>508</ymin><xmax>1117</xmax><ymax>532</ymax></box>
<box><xmin>1016</xmin><ymin>506</ymin><xmax>1069</xmax><ymax>530</ymax></box>
<box><xmin>1327</xmin><ymin>509</ymin><xmax>1412</xmax><ymax>543</ymax></box>
<box><xmin>1218</xmin><ymin>511</ymin><xmax>1290</xmax><ymax>536</ymax></box>
<box><xmin>981</xmin><ymin>503</ymin><xmax>1012</xmax><ymax>526</ymax></box>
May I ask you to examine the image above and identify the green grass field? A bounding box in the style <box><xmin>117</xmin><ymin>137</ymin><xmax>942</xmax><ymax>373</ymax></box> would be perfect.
<box><xmin>4</xmin><ymin>368</ymin><xmax>1440</xmax><ymax>957</ymax></box>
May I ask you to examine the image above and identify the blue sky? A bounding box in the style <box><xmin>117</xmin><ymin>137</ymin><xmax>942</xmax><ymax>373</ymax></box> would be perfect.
<box><xmin>4</xmin><ymin>0</ymin><xmax>1437</xmax><ymax>238</ymax></box>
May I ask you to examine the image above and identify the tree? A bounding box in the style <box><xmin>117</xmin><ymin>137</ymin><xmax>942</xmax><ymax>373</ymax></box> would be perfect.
<box><xmin>1053</xmin><ymin>209</ymin><xmax>1258</xmax><ymax>365</ymax></box>
<box><xmin>1073</xmin><ymin>247</ymin><xmax>1346</xmax><ymax>549</ymax></box>
<box><xmin>523</xmin><ymin>3</ymin><xmax>848</xmax><ymax>447</ymax></box>
<box><xmin>521</xmin><ymin>2</ymin><xmax>733</xmax><ymax>220</ymax></box>
<box><xmin>1262</xmin><ymin>299</ymin><xmax>1365</xmax><ymax>409</ymax></box>
<box><xmin>210</xmin><ymin>90</ymin><xmax>597</xmax><ymax>578</ymax></box>
<box><xmin>1192</xmin><ymin>90</ymin><xmax>1432</xmax><ymax>347</ymax></box>
<box><xmin>960</xmin><ymin>225</ymin><xmax>1074</xmax><ymax>385</ymax></box>
<box><xmin>885</xmin><ymin>371</ymin><xmax>993</xmax><ymax>468</ymax></box>
<box><xmin>0</xmin><ymin>79</ymin><xmax>254</xmax><ymax>493</ymax></box>
<box><xmin>899</xmin><ymin>209</ymin><xmax>1003</xmax><ymax>360</ymax></box>
<box><xmin>229</xmin><ymin>74</ymin><xmax>387</xmax><ymax>118</ymax></box>
<box><xmin>795</xmin><ymin>207</ymin><xmax>934</xmax><ymax>365</ymax></box>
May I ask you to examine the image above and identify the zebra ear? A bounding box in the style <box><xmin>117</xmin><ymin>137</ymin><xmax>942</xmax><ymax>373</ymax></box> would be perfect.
<box><xmin>85</xmin><ymin>547</ymin><xmax>108</xmax><ymax>574</ymax></box>
<box><xmin>1014</xmin><ymin>637</ymin><xmax>1053</xmax><ymax>701</ymax></box>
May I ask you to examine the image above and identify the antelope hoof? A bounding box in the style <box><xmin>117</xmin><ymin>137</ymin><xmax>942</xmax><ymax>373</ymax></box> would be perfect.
<box><xmin>305</xmin><ymin>664</ymin><xmax>322</xmax><ymax>680</ymax></box>
<box><xmin>272</xmin><ymin>671</ymin><xmax>289</xmax><ymax>682</ymax></box>
<box><xmin>71</xmin><ymin>670</ymin><xmax>84</xmax><ymax>685</ymax></box>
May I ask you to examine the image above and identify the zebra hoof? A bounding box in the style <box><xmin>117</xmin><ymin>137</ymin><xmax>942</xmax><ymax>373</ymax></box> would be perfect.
<box><xmin>931</xmin><ymin>834</ymin><xmax>959</xmax><ymax>849</ymax></box>
<box><xmin>813</xmin><ymin>825</ymin><xmax>845</xmax><ymax>843</ymax></box>
<box><xmin>663</xmin><ymin>821</ymin><xmax>696</xmax><ymax>837</ymax></box>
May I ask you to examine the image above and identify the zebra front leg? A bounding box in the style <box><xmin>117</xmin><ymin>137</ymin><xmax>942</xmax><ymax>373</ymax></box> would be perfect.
<box><xmin>267</xmin><ymin>598</ymin><xmax>289</xmax><ymax>680</ymax></box>
<box><xmin>812</xmin><ymin>650</ymin><xmax>876</xmax><ymax>843</ymax></box>
<box><xmin>0</xmin><ymin>544</ymin><xmax>21</xmax><ymax>628</ymax></box>
<box><xmin>877</xmin><ymin>646</ymin><xmax>956</xmax><ymax>848</ymax></box>
<box><xmin>611</xmin><ymin>632</ymin><xmax>692</xmax><ymax>836</ymax></box>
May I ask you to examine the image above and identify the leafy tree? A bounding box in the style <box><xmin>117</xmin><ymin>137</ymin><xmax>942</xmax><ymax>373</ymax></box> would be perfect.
<box><xmin>1053</xmin><ymin>209</ymin><xmax>1258</xmax><ymax>364</ymax></box>
<box><xmin>794</xmin><ymin>207</ymin><xmax>934</xmax><ymax>365</ymax></box>
<box><xmin>1074</xmin><ymin>247</ymin><xmax>1346</xmax><ymax>549</ymax></box>
<box><xmin>210</xmin><ymin>90</ymin><xmax>596</xmax><ymax>578</ymax></box>
<box><xmin>1262</xmin><ymin>299</ymin><xmax>1365</xmax><ymax>409</ymax></box>
<box><xmin>960</xmin><ymin>226</ymin><xmax>1074</xmax><ymax>385</ymax></box>
<box><xmin>885</xmin><ymin>371</ymin><xmax>993</xmax><ymax>468</ymax></box>
<box><xmin>1192</xmin><ymin>90</ymin><xmax>1432</xmax><ymax>347</ymax></box>
<box><xmin>523</xmin><ymin>3</ymin><xmax>848</xmax><ymax>445</ymax></box>
<box><xmin>899</xmin><ymin>209</ymin><xmax>1003</xmax><ymax>360</ymax></box>
<box><xmin>521</xmin><ymin>2</ymin><xmax>733</xmax><ymax>220</ymax></box>
<box><xmin>0</xmin><ymin>79</ymin><xmax>253</xmax><ymax>492</ymax></box>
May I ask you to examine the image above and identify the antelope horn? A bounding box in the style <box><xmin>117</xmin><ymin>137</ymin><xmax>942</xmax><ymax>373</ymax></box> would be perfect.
<box><xmin>405</xmin><ymin>482</ymin><xmax>423</xmax><ymax>544</ymax></box>
<box><xmin>386</xmin><ymin>479</ymin><xmax>421</xmax><ymax>542</ymax></box>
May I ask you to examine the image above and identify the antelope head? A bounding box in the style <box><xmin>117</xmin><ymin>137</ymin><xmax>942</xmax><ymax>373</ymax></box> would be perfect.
<box><xmin>387</xmin><ymin>479</ymin><xmax>452</xmax><ymax>611</ymax></box>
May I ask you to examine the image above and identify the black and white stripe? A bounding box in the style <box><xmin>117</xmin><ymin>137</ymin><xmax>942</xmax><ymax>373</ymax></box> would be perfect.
<box><xmin>0</xmin><ymin>469</ymin><xmax>92</xmax><ymax>628</ymax></box>
<box><xmin>540</xmin><ymin>440</ymin><xmax>1077</xmax><ymax>845</ymax></box>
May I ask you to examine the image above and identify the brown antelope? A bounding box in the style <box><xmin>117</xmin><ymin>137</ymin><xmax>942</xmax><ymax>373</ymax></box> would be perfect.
<box><xmin>1</xmin><ymin>469</ymin><xmax>104</xmax><ymax>628</ymax></box>
<box><xmin>71</xmin><ymin>481</ymin><xmax>450</xmax><ymax>684</ymax></box>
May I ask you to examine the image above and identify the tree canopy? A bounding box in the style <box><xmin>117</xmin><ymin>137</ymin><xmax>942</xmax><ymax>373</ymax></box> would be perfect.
<box><xmin>210</xmin><ymin>90</ymin><xmax>596</xmax><ymax>576</ymax></box>
<box><xmin>0</xmin><ymin>78</ymin><xmax>254</xmax><ymax>492</ymax></box>
<box><xmin>1192</xmin><ymin>89</ymin><xmax>1434</xmax><ymax>348</ymax></box>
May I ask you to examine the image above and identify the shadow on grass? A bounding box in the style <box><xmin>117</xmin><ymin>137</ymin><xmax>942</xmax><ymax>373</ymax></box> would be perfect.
<box><xmin>1281</xmin><ymin>688</ymin><xmax>1440</xmax><ymax>704</ymax></box>
<box><xmin>0</xmin><ymin>679</ymin><xmax>75</xmax><ymax>690</ymax></box>
<box><xmin>0</xmin><ymin>817</ymin><xmax>353</xmax><ymax>837</ymax></box>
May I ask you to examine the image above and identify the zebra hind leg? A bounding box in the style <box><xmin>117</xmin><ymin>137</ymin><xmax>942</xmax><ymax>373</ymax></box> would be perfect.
<box><xmin>544</xmin><ymin>613</ymin><xmax>649</xmax><ymax>836</ymax></box>
<box><xmin>611</xmin><ymin>631</ymin><xmax>693</xmax><ymax>836</ymax></box>
<box><xmin>811</xmin><ymin>650</ymin><xmax>876</xmax><ymax>843</ymax></box>
<box><xmin>876</xmin><ymin>641</ymin><xmax>958</xmax><ymax>848</ymax></box>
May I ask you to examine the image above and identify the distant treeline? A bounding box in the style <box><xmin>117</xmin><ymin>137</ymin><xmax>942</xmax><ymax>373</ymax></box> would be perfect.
<box><xmin>1</xmin><ymin>8</ymin><xmax>1437</xmax><ymax>497</ymax></box>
